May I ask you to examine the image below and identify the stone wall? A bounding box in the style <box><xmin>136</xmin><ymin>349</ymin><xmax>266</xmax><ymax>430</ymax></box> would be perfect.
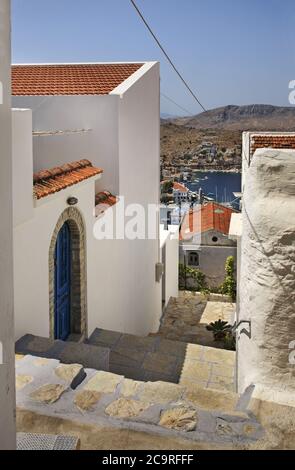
<box><xmin>238</xmin><ymin>149</ymin><xmax>295</xmax><ymax>405</ymax></box>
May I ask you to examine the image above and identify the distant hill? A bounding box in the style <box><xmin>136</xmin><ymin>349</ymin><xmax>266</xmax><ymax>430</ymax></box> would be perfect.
<box><xmin>169</xmin><ymin>104</ymin><xmax>295</xmax><ymax>131</ymax></box>
<box><xmin>160</xmin><ymin>112</ymin><xmax>178</xmax><ymax>120</ymax></box>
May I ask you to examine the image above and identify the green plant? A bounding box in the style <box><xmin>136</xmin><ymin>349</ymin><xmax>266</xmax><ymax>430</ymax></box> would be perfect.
<box><xmin>161</xmin><ymin>180</ymin><xmax>173</xmax><ymax>194</ymax></box>
<box><xmin>178</xmin><ymin>263</ymin><xmax>207</xmax><ymax>291</ymax></box>
<box><xmin>219</xmin><ymin>256</ymin><xmax>236</xmax><ymax>301</ymax></box>
<box><xmin>223</xmin><ymin>331</ymin><xmax>236</xmax><ymax>351</ymax></box>
<box><xmin>206</xmin><ymin>320</ymin><xmax>231</xmax><ymax>341</ymax></box>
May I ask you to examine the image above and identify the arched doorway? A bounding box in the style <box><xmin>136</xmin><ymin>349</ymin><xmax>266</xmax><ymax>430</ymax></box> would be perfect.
<box><xmin>54</xmin><ymin>222</ymin><xmax>71</xmax><ymax>340</ymax></box>
<box><xmin>49</xmin><ymin>207</ymin><xmax>87</xmax><ymax>340</ymax></box>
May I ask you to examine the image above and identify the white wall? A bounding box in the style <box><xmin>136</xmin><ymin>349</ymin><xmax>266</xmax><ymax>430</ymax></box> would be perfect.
<box><xmin>12</xmin><ymin>94</ymin><xmax>120</xmax><ymax>195</ymax></box>
<box><xmin>0</xmin><ymin>0</ymin><xmax>16</xmax><ymax>450</ymax></box>
<box><xmin>238</xmin><ymin>149</ymin><xmax>295</xmax><ymax>406</ymax></box>
<box><xmin>13</xmin><ymin>62</ymin><xmax>163</xmax><ymax>339</ymax></box>
<box><xmin>116</xmin><ymin>62</ymin><xmax>162</xmax><ymax>332</ymax></box>
<box><xmin>165</xmin><ymin>226</ymin><xmax>179</xmax><ymax>302</ymax></box>
<box><xmin>12</xmin><ymin>109</ymin><xmax>33</xmax><ymax>226</ymax></box>
<box><xmin>14</xmin><ymin>181</ymin><xmax>162</xmax><ymax>339</ymax></box>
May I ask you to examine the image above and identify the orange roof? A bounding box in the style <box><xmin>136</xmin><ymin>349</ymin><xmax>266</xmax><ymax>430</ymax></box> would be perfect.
<box><xmin>12</xmin><ymin>63</ymin><xmax>143</xmax><ymax>96</ymax></box>
<box><xmin>251</xmin><ymin>134</ymin><xmax>295</xmax><ymax>156</ymax></box>
<box><xmin>173</xmin><ymin>182</ymin><xmax>189</xmax><ymax>192</ymax></box>
<box><xmin>95</xmin><ymin>191</ymin><xmax>118</xmax><ymax>216</ymax></box>
<box><xmin>180</xmin><ymin>202</ymin><xmax>236</xmax><ymax>240</ymax></box>
<box><xmin>95</xmin><ymin>191</ymin><xmax>118</xmax><ymax>207</ymax></box>
<box><xmin>34</xmin><ymin>159</ymin><xmax>102</xmax><ymax>199</ymax></box>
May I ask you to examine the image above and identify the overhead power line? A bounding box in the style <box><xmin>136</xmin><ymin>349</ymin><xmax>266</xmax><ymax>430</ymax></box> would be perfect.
<box><xmin>130</xmin><ymin>0</ymin><xmax>207</xmax><ymax>113</ymax></box>
<box><xmin>160</xmin><ymin>92</ymin><xmax>193</xmax><ymax>116</ymax></box>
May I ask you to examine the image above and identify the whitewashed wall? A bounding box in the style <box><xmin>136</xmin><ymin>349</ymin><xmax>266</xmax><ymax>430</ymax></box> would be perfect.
<box><xmin>13</xmin><ymin>62</ymin><xmax>163</xmax><ymax>339</ymax></box>
<box><xmin>14</xmin><ymin>181</ymin><xmax>162</xmax><ymax>339</ymax></box>
<box><xmin>12</xmin><ymin>94</ymin><xmax>120</xmax><ymax>195</ymax></box>
<box><xmin>115</xmin><ymin>62</ymin><xmax>162</xmax><ymax>332</ymax></box>
<box><xmin>12</xmin><ymin>109</ymin><xmax>33</xmax><ymax>226</ymax></box>
<box><xmin>238</xmin><ymin>149</ymin><xmax>295</xmax><ymax>406</ymax></box>
<box><xmin>165</xmin><ymin>226</ymin><xmax>179</xmax><ymax>302</ymax></box>
<box><xmin>0</xmin><ymin>0</ymin><xmax>16</xmax><ymax>450</ymax></box>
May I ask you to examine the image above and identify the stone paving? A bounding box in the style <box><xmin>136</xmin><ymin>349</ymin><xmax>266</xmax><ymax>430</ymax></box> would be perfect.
<box><xmin>15</xmin><ymin>354</ymin><xmax>264</xmax><ymax>449</ymax></box>
<box><xmin>200</xmin><ymin>301</ymin><xmax>235</xmax><ymax>325</ymax></box>
<box><xmin>16</xmin><ymin>292</ymin><xmax>236</xmax><ymax>390</ymax></box>
<box><xmin>15</xmin><ymin>334</ymin><xmax>110</xmax><ymax>371</ymax></box>
<box><xmin>155</xmin><ymin>291</ymin><xmax>235</xmax><ymax>348</ymax></box>
<box><xmin>87</xmin><ymin>327</ymin><xmax>236</xmax><ymax>391</ymax></box>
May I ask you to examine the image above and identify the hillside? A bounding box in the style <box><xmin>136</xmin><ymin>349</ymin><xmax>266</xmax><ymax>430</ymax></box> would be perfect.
<box><xmin>161</xmin><ymin>104</ymin><xmax>295</xmax><ymax>171</ymax></box>
<box><xmin>169</xmin><ymin>104</ymin><xmax>295</xmax><ymax>131</ymax></box>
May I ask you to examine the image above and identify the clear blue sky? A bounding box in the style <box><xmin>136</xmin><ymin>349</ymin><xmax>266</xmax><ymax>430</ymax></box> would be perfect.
<box><xmin>12</xmin><ymin>0</ymin><xmax>295</xmax><ymax>116</ymax></box>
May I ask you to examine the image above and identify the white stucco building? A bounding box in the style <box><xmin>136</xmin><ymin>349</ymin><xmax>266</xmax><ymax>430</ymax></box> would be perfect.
<box><xmin>11</xmin><ymin>62</ymin><xmax>178</xmax><ymax>342</ymax></box>
<box><xmin>0</xmin><ymin>0</ymin><xmax>16</xmax><ymax>450</ymax></box>
<box><xmin>173</xmin><ymin>182</ymin><xmax>189</xmax><ymax>204</ymax></box>
<box><xmin>180</xmin><ymin>202</ymin><xmax>237</xmax><ymax>288</ymax></box>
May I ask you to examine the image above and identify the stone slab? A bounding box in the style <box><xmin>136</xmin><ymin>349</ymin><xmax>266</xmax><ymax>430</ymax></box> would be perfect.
<box><xmin>140</xmin><ymin>381</ymin><xmax>185</xmax><ymax>404</ymax></box>
<box><xmin>83</xmin><ymin>371</ymin><xmax>123</xmax><ymax>394</ymax></box>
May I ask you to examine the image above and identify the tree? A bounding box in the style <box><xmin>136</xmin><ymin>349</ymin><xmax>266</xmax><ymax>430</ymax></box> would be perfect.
<box><xmin>161</xmin><ymin>180</ymin><xmax>173</xmax><ymax>194</ymax></box>
<box><xmin>220</xmin><ymin>256</ymin><xmax>236</xmax><ymax>301</ymax></box>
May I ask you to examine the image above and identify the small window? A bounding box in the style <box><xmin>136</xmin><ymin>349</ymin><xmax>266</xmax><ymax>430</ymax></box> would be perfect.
<box><xmin>188</xmin><ymin>251</ymin><xmax>199</xmax><ymax>266</ymax></box>
<box><xmin>212</xmin><ymin>236</ymin><xmax>218</xmax><ymax>243</ymax></box>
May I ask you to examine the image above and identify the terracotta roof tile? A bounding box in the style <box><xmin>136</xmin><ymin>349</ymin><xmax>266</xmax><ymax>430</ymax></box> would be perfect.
<box><xmin>173</xmin><ymin>182</ymin><xmax>189</xmax><ymax>192</ymax></box>
<box><xmin>180</xmin><ymin>202</ymin><xmax>236</xmax><ymax>240</ymax></box>
<box><xmin>12</xmin><ymin>63</ymin><xmax>143</xmax><ymax>96</ymax></box>
<box><xmin>251</xmin><ymin>134</ymin><xmax>295</xmax><ymax>156</ymax></box>
<box><xmin>95</xmin><ymin>191</ymin><xmax>118</xmax><ymax>207</ymax></box>
<box><xmin>34</xmin><ymin>159</ymin><xmax>102</xmax><ymax>199</ymax></box>
<box><xmin>95</xmin><ymin>191</ymin><xmax>119</xmax><ymax>216</ymax></box>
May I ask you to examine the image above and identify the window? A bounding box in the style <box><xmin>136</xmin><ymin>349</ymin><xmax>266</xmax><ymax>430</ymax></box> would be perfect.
<box><xmin>188</xmin><ymin>251</ymin><xmax>199</xmax><ymax>266</ymax></box>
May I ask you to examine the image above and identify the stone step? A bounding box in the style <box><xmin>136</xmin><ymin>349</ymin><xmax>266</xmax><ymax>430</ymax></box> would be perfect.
<box><xmin>16</xmin><ymin>354</ymin><xmax>264</xmax><ymax>449</ymax></box>
<box><xmin>15</xmin><ymin>334</ymin><xmax>110</xmax><ymax>372</ymax></box>
<box><xmin>87</xmin><ymin>328</ymin><xmax>236</xmax><ymax>392</ymax></box>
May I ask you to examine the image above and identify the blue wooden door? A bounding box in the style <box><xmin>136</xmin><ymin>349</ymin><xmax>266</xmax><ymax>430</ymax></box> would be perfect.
<box><xmin>54</xmin><ymin>222</ymin><xmax>71</xmax><ymax>340</ymax></box>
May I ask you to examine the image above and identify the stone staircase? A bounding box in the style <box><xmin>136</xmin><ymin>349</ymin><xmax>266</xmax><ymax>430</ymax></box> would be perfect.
<box><xmin>15</xmin><ymin>353</ymin><xmax>265</xmax><ymax>450</ymax></box>
<box><xmin>16</xmin><ymin>326</ymin><xmax>236</xmax><ymax>394</ymax></box>
<box><xmin>87</xmin><ymin>328</ymin><xmax>236</xmax><ymax>391</ymax></box>
<box><xmin>15</xmin><ymin>334</ymin><xmax>110</xmax><ymax>372</ymax></box>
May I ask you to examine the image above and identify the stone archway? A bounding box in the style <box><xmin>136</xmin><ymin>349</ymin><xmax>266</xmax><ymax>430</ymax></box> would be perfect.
<box><xmin>49</xmin><ymin>207</ymin><xmax>87</xmax><ymax>340</ymax></box>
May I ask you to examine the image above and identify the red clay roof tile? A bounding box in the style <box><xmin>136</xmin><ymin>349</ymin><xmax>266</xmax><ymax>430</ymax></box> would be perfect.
<box><xmin>173</xmin><ymin>182</ymin><xmax>189</xmax><ymax>192</ymax></box>
<box><xmin>12</xmin><ymin>63</ymin><xmax>143</xmax><ymax>96</ymax></box>
<box><xmin>180</xmin><ymin>202</ymin><xmax>236</xmax><ymax>240</ymax></box>
<box><xmin>251</xmin><ymin>134</ymin><xmax>295</xmax><ymax>156</ymax></box>
<box><xmin>34</xmin><ymin>159</ymin><xmax>102</xmax><ymax>199</ymax></box>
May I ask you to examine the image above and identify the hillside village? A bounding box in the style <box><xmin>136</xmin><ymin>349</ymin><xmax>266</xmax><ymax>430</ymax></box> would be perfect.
<box><xmin>161</xmin><ymin>104</ymin><xmax>295</xmax><ymax>177</ymax></box>
<box><xmin>161</xmin><ymin>124</ymin><xmax>242</xmax><ymax>176</ymax></box>
<box><xmin>1</xmin><ymin>0</ymin><xmax>295</xmax><ymax>454</ymax></box>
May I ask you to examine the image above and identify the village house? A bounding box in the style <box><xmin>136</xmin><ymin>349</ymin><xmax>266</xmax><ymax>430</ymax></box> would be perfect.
<box><xmin>180</xmin><ymin>202</ymin><xmax>237</xmax><ymax>288</ymax></box>
<box><xmin>11</xmin><ymin>62</ymin><xmax>179</xmax><ymax>342</ymax></box>
<box><xmin>172</xmin><ymin>181</ymin><xmax>189</xmax><ymax>203</ymax></box>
